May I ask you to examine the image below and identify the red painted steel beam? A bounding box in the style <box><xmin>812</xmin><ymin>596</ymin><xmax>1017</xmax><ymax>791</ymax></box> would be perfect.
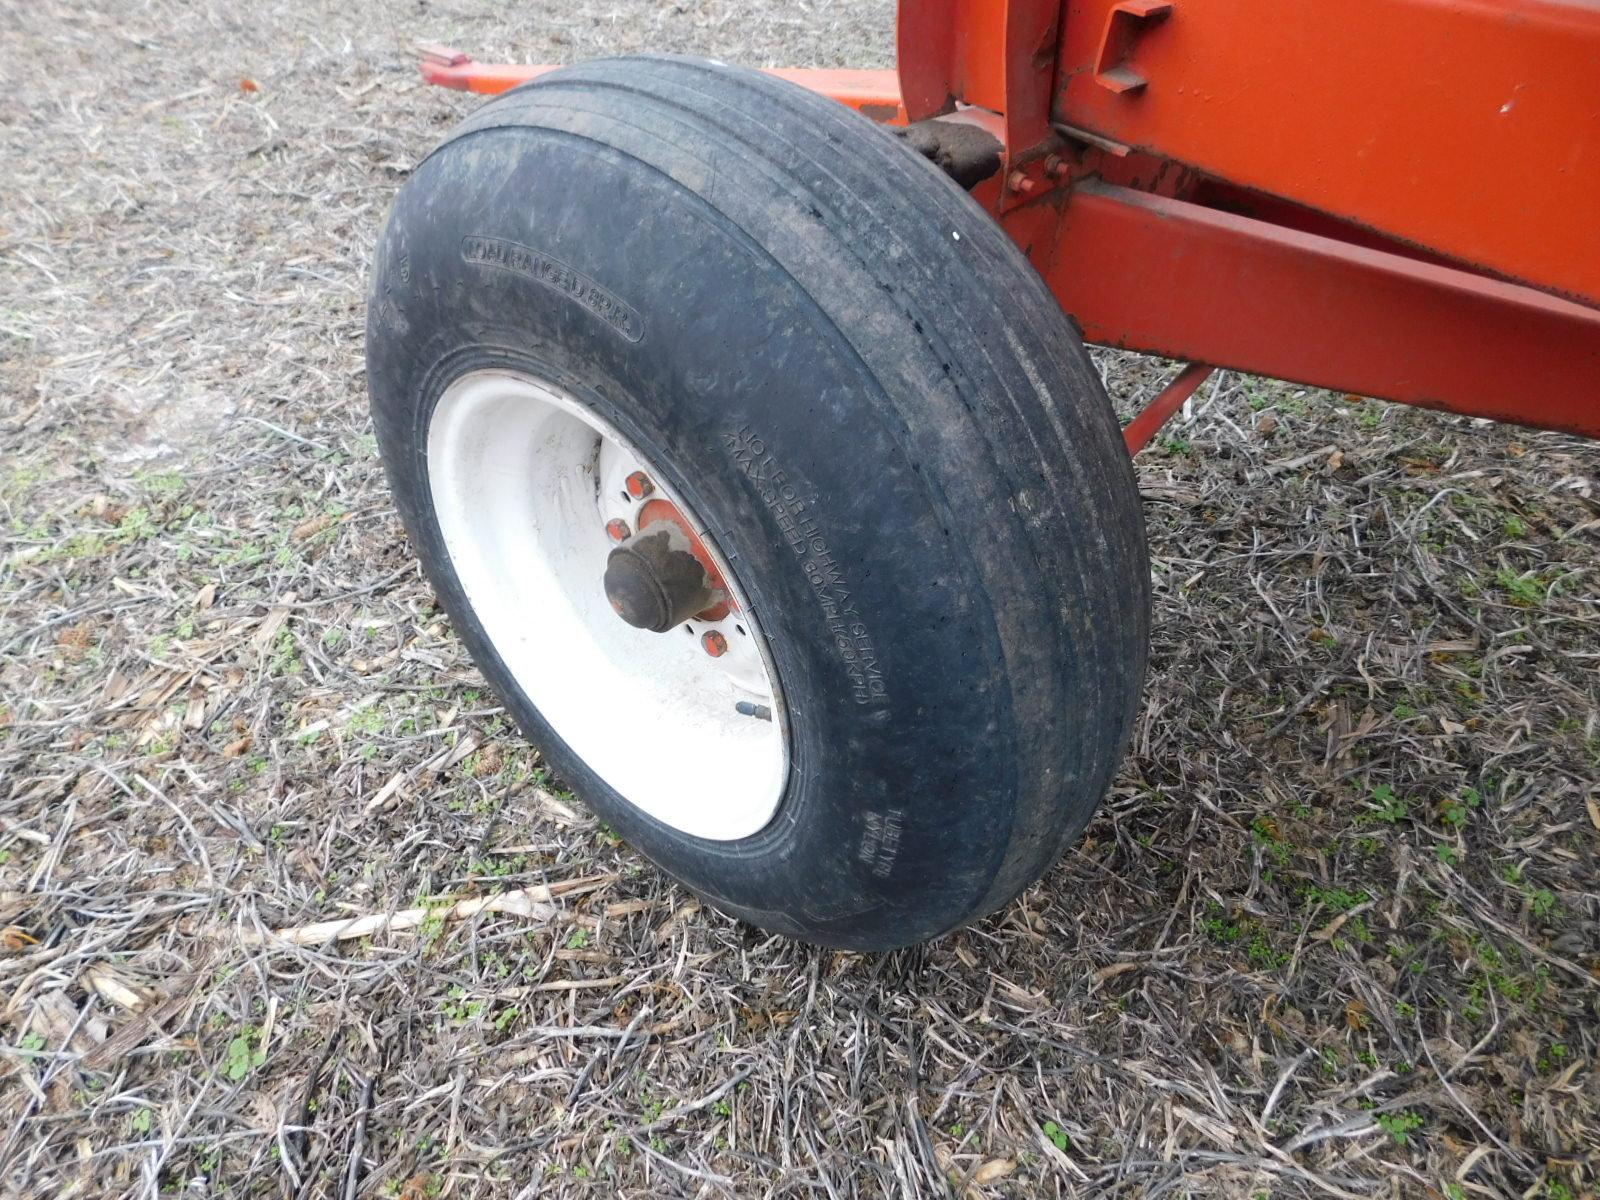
<box><xmin>896</xmin><ymin>0</ymin><xmax>1067</xmax><ymax>207</ymax></box>
<box><xmin>896</xmin><ymin>0</ymin><xmax>1009</xmax><ymax>118</ymax></box>
<box><xmin>1006</xmin><ymin>183</ymin><xmax>1600</xmax><ymax>438</ymax></box>
<box><xmin>896</xmin><ymin>0</ymin><xmax>1059</xmax><ymax>144</ymax></box>
<box><xmin>1053</xmin><ymin>0</ymin><xmax>1600</xmax><ymax>308</ymax></box>
<box><xmin>418</xmin><ymin>47</ymin><xmax>906</xmax><ymax>121</ymax></box>
<box><xmin>417</xmin><ymin>36</ymin><xmax>1600</xmax><ymax>439</ymax></box>
<box><xmin>417</xmin><ymin>45</ymin><xmax>542</xmax><ymax>94</ymax></box>
<box><xmin>1122</xmin><ymin>363</ymin><xmax>1214</xmax><ymax>454</ymax></box>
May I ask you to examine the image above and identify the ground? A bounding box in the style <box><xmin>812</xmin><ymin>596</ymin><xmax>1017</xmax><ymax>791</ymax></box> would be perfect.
<box><xmin>1</xmin><ymin>2</ymin><xmax>1596</xmax><ymax>1197</ymax></box>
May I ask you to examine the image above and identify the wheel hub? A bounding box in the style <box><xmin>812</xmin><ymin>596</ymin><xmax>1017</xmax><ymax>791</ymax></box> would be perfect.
<box><xmin>604</xmin><ymin>522</ymin><xmax>721</xmax><ymax>632</ymax></box>
<box><xmin>602</xmin><ymin>490</ymin><xmax>734</xmax><ymax>633</ymax></box>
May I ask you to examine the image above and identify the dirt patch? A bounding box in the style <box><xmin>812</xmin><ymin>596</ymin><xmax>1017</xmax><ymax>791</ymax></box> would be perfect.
<box><xmin>2</xmin><ymin>2</ymin><xmax>1596</xmax><ymax>1198</ymax></box>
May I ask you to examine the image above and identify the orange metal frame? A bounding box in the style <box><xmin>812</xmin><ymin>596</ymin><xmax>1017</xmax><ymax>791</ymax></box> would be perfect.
<box><xmin>418</xmin><ymin>0</ymin><xmax>1600</xmax><ymax>442</ymax></box>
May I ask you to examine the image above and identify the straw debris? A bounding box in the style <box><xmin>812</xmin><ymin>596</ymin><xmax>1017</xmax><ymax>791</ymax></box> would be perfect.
<box><xmin>2</xmin><ymin>2</ymin><xmax>1595</xmax><ymax>1196</ymax></box>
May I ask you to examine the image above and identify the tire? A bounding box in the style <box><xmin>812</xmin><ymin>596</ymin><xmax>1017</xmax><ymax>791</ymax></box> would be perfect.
<box><xmin>365</xmin><ymin>56</ymin><xmax>1148</xmax><ymax>951</ymax></box>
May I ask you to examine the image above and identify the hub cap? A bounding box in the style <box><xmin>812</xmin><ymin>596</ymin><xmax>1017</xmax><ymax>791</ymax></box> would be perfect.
<box><xmin>603</xmin><ymin>522</ymin><xmax>722</xmax><ymax>633</ymax></box>
<box><xmin>426</xmin><ymin>369</ymin><xmax>787</xmax><ymax>840</ymax></box>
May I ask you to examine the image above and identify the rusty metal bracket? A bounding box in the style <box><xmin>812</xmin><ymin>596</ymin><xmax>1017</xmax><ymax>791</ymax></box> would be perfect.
<box><xmin>1094</xmin><ymin>0</ymin><xmax>1173</xmax><ymax>94</ymax></box>
<box><xmin>1001</xmin><ymin>150</ymin><xmax>1073</xmax><ymax>208</ymax></box>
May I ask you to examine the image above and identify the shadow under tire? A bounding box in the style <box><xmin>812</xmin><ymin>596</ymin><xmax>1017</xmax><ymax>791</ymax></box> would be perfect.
<box><xmin>365</xmin><ymin>55</ymin><xmax>1149</xmax><ymax>950</ymax></box>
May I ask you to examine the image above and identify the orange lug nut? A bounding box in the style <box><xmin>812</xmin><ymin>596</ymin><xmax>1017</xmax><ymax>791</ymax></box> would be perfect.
<box><xmin>605</xmin><ymin>518</ymin><xmax>630</xmax><ymax>543</ymax></box>
<box><xmin>701</xmin><ymin>630</ymin><xmax>728</xmax><ymax>658</ymax></box>
<box><xmin>624</xmin><ymin>471</ymin><xmax>655</xmax><ymax>499</ymax></box>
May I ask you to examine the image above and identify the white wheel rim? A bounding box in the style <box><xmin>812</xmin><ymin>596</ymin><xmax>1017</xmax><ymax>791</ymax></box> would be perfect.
<box><xmin>427</xmin><ymin>369</ymin><xmax>788</xmax><ymax>840</ymax></box>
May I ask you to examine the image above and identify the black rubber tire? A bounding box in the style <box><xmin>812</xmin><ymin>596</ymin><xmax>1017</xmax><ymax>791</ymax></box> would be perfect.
<box><xmin>365</xmin><ymin>56</ymin><xmax>1148</xmax><ymax>951</ymax></box>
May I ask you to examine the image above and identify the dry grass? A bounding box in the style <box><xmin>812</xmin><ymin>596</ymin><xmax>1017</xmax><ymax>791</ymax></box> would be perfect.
<box><xmin>2</xmin><ymin>2</ymin><xmax>1597</xmax><ymax>1197</ymax></box>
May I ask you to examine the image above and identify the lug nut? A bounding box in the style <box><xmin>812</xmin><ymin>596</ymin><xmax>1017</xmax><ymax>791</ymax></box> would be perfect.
<box><xmin>624</xmin><ymin>471</ymin><xmax>655</xmax><ymax>500</ymax></box>
<box><xmin>605</xmin><ymin>518</ymin><xmax>630</xmax><ymax>543</ymax></box>
<box><xmin>701</xmin><ymin>630</ymin><xmax>728</xmax><ymax>658</ymax></box>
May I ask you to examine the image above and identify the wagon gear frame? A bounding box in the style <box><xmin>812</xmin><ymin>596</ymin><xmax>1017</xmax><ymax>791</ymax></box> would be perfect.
<box><xmin>367</xmin><ymin>1</ymin><xmax>1599</xmax><ymax>948</ymax></box>
<box><xmin>418</xmin><ymin>0</ymin><xmax>1600</xmax><ymax>443</ymax></box>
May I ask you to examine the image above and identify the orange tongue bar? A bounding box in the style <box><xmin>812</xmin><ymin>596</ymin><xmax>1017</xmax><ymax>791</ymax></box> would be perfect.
<box><xmin>635</xmin><ymin>498</ymin><xmax>734</xmax><ymax>621</ymax></box>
